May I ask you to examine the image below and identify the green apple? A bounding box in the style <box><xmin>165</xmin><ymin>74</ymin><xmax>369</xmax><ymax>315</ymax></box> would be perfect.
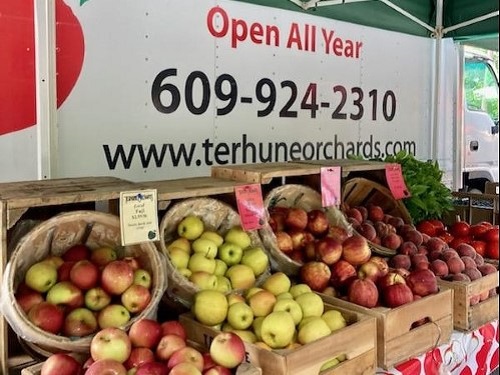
<box><xmin>227</xmin><ymin>302</ymin><xmax>254</xmax><ymax>330</ymax></box>
<box><xmin>85</xmin><ymin>287</ymin><xmax>112</xmax><ymax>311</ymax></box>
<box><xmin>133</xmin><ymin>268</ymin><xmax>152</xmax><ymax>289</ymax></box>
<box><xmin>97</xmin><ymin>304</ymin><xmax>131</xmax><ymax>329</ymax></box>
<box><xmin>252</xmin><ymin>316</ymin><xmax>265</xmax><ymax>341</ymax></box>
<box><xmin>169</xmin><ymin>247</ymin><xmax>191</xmax><ymax>269</ymax></box>
<box><xmin>225</xmin><ymin>264</ymin><xmax>256</xmax><ymax>290</ymax></box>
<box><xmin>192</xmin><ymin>290</ymin><xmax>228</xmax><ymax>326</ymax></box>
<box><xmin>222</xmin><ymin>322</ymin><xmax>234</xmax><ymax>332</ymax></box>
<box><xmin>24</xmin><ymin>261</ymin><xmax>58</xmax><ymax>293</ymax></box>
<box><xmin>298</xmin><ymin>316</ymin><xmax>319</xmax><ymax>330</ymax></box>
<box><xmin>167</xmin><ymin>238</ymin><xmax>192</xmax><ymax>254</ymax></box>
<box><xmin>289</xmin><ymin>283</ymin><xmax>312</xmax><ymax>299</ymax></box>
<box><xmin>191</xmin><ymin>238</ymin><xmax>218</xmax><ymax>259</ymax></box>
<box><xmin>295</xmin><ymin>292</ymin><xmax>324</xmax><ymax>318</ymax></box>
<box><xmin>40</xmin><ymin>256</ymin><xmax>64</xmax><ymax>269</ymax></box>
<box><xmin>216</xmin><ymin>275</ymin><xmax>232</xmax><ymax>293</ymax></box>
<box><xmin>227</xmin><ymin>293</ymin><xmax>246</xmax><ymax>306</ymax></box>
<box><xmin>46</xmin><ymin>281</ymin><xmax>84</xmax><ymax>308</ymax></box>
<box><xmin>260</xmin><ymin>311</ymin><xmax>296</xmax><ymax>349</ymax></box>
<box><xmin>188</xmin><ymin>253</ymin><xmax>216</xmax><ymax>274</ymax></box>
<box><xmin>189</xmin><ymin>271</ymin><xmax>218</xmax><ymax>290</ymax></box>
<box><xmin>248</xmin><ymin>290</ymin><xmax>277</xmax><ymax>317</ymax></box>
<box><xmin>218</xmin><ymin>242</ymin><xmax>243</xmax><ymax>266</ymax></box>
<box><xmin>200</xmin><ymin>231</ymin><xmax>224</xmax><ymax>247</ymax></box>
<box><xmin>224</xmin><ymin>226</ymin><xmax>252</xmax><ymax>249</ymax></box>
<box><xmin>261</xmin><ymin>272</ymin><xmax>291</xmax><ymax>296</ymax></box>
<box><xmin>297</xmin><ymin>316</ymin><xmax>331</xmax><ymax>344</ymax></box>
<box><xmin>319</xmin><ymin>356</ymin><xmax>342</xmax><ymax>372</ymax></box>
<box><xmin>240</xmin><ymin>247</ymin><xmax>269</xmax><ymax>276</ymax></box>
<box><xmin>177</xmin><ymin>215</ymin><xmax>205</xmax><ymax>240</ymax></box>
<box><xmin>213</xmin><ymin>259</ymin><xmax>228</xmax><ymax>276</ymax></box>
<box><xmin>232</xmin><ymin>329</ymin><xmax>257</xmax><ymax>343</ymax></box>
<box><xmin>273</xmin><ymin>298</ymin><xmax>303</xmax><ymax>325</ymax></box>
<box><xmin>276</xmin><ymin>292</ymin><xmax>294</xmax><ymax>300</ymax></box>
<box><xmin>178</xmin><ymin>268</ymin><xmax>192</xmax><ymax>278</ymax></box>
<box><xmin>321</xmin><ymin>309</ymin><xmax>347</xmax><ymax>332</ymax></box>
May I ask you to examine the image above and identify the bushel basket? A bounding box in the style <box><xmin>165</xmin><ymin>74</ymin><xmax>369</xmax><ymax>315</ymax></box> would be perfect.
<box><xmin>0</xmin><ymin>210</ymin><xmax>166</xmax><ymax>355</ymax></box>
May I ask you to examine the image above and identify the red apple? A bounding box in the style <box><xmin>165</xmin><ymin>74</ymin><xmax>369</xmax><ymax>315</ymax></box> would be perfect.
<box><xmin>369</xmin><ymin>256</ymin><xmax>389</xmax><ymax>277</ymax></box>
<box><xmin>327</xmin><ymin>225</ymin><xmax>350</xmax><ymax>243</ymax></box>
<box><xmin>285</xmin><ymin>208</ymin><xmax>308</xmax><ymax>231</ymax></box>
<box><xmin>485</xmin><ymin>240</ymin><xmax>499</xmax><ymax>260</ymax></box>
<box><xmin>275</xmin><ymin>231</ymin><xmax>294</xmax><ymax>253</ymax></box>
<box><xmin>155</xmin><ymin>334</ymin><xmax>187</xmax><ymax>361</ymax></box>
<box><xmin>470</xmin><ymin>223</ymin><xmax>492</xmax><ymax>238</ymax></box>
<box><xmin>300</xmin><ymin>261</ymin><xmax>331</xmax><ymax>291</ymax></box>
<box><xmin>40</xmin><ymin>353</ymin><xmax>82</xmax><ymax>375</ymax></box>
<box><xmin>62</xmin><ymin>244</ymin><xmax>91</xmax><ymax>262</ymax></box>
<box><xmin>449</xmin><ymin>221</ymin><xmax>470</xmax><ymax>238</ymax></box>
<box><xmin>85</xmin><ymin>359</ymin><xmax>127</xmax><ymax>375</ymax></box>
<box><xmin>315</xmin><ymin>237</ymin><xmax>343</xmax><ymax>265</ymax></box>
<box><xmin>289</xmin><ymin>230</ymin><xmax>309</xmax><ymax>251</ymax></box>
<box><xmin>347</xmin><ymin>278</ymin><xmax>379</xmax><ymax>308</ymax></box>
<box><xmin>124</xmin><ymin>347</ymin><xmax>155</xmax><ymax>370</ymax></box>
<box><xmin>15</xmin><ymin>287</ymin><xmax>44</xmax><ymax>313</ymax></box>
<box><xmin>342</xmin><ymin>235</ymin><xmax>371</xmax><ymax>266</ymax></box>
<box><xmin>377</xmin><ymin>272</ymin><xmax>406</xmax><ymax>290</ymax></box>
<box><xmin>202</xmin><ymin>352</ymin><xmax>217</xmax><ymax>371</ymax></box>
<box><xmin>416</xmin><ymin>221</ymin><xmax>437</xmax><ymax>237</ymax></box>
<box><xmin>136</xmin><ymin>362</ymin><xmax>169</xmax><ymax>375</ymax></box>
<box><xmin>268</xmin><ymin>207</ymin><xmax>288</xmax><ymax>232</ymax></box>
<box><xmin>129</xmin><ymin>318</ymin><xmax>162</xmax><ymax>349</ymax></box>
<box><xmin>382</xmin><ymin>283</ymin><xmax>414</xmax><ymax>308</ymax></box>
<box><xmin>358</xmin><ymin>223</ymin><xmax>377</xmax><ymax>242</ymax></box>
<box><xmin>167</xmin><ymin>346</ymin><xmax>204</xmax><ymax>371</ymax></box>
<box><xmin>27</xmin><ymin>302</ymin><xmax>64</xmax><ymax>334</ymax></box>
<box><xmin>58</xmin><ymin>261</ymin><xmax>76</xmax><ymax>282</ymax></box>
<box><xmin>204</xmin><ymin>365</ymin><xmax>232</xmax><ymax>375</ymax></box>
<box><xmin>209</xmin><ymin>331</ymin><xmax>246</xmax><ymax>369</ymax></box>
<box><xmin>121</xmin><ymin>284</ymin><xmax>152</xmax><ymax>314</ymax></box>
<box><xmin>357</xmin><ymin>260</ymin><xmax>382</xmax><ymax>282</ymax></box>
<box><xmin>307</xmin><ymin>209</ymin><xmax>329</xmax><ymax>236</ymax></box>
<box><xmin>160</xmin><ymin>320</ymin><xmax>187</xmax><ymax>341</ymax></box>
<box><xmin>329</xmin><ymin>259</ymin><xmax>357</xmax><ymax>290</ymax></box>
<box><xmin>405</xmin><ymin>269</ymin><xmax>438</xmax><ymax>297</ymax></box>
<box><xmin>70</xmin><ymin>259</ymin><xmax>99</xmax><ymax>290</ymax></box>
<box><xmin>101</xmin><ymin>260</ymin><xmax>134</xmax><ymax>295</ymax></box>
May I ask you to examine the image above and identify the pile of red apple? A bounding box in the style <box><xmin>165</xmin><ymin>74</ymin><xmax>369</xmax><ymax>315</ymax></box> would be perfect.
<box><xmin>39</xmin><ymin>318</ymin><xmax>244</xmax><ymax>374</ymax></box>
<box><xmin>15</xmin><ymin>243</ymin><xmax>154</xmax><ymax>338</ymax></box>
<box><xmin>267</xmin><ymin>205</ymin><xmax>353</xmax><ymax>265</ymax></box>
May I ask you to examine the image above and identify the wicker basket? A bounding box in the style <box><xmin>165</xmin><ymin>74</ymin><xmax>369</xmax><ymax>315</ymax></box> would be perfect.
<box><xmin>0</xmin><ymin>210</ymin><xmax>167</xmax><ymax>355</ymax></box>
<box><xmin>342</xmin><ymin>177</ymin><xmax>413</xmax><ymax>256</ymax></box>
<box><xmin>158</xmin><ymin>197</ymin><xmax>269</xmax><ymax>308</ymax></box>
<box><xmin>259</xmin><ymin>184</ymin><xmax>352</xmax><ymax>276</ymax></box>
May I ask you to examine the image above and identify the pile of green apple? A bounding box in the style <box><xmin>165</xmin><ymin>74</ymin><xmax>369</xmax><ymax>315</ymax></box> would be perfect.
<box><xmin>15</xmin><ymin>243</ymin><xmax>154</xmax><ymax>338</ymax></box>
<box><xmin>190</xmin><ymin>272</ymin><xmax>350</xmax><ymax>354</ymax></box>
<box><xmin>166</xmin><ymin>215</ymin><xmax>270</xmax><ymax>293</ymax></box>
<box><xmin>39</xmin><ymin>317</ymin><xmax>245</xmax><ymax>374</ymax></box>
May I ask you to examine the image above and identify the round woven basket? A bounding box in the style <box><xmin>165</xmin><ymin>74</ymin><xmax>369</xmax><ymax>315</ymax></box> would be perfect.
<box><xmin>0</xmin><ymin>210</ymin><xmax>166</xmax><ymax>355</ymax></box>
<box><xmin>259</xmin><ymin>184</ymin><xmax>352</xmax><ymax>276</ymax></box>
<box><xmin>158</xmin><ymin>197</ymin><xmax>269</xmax><ymax>308</ymax></box>
<box><xmin>342</xmin><ymin>177</ymin><xmax>413</xmax><ymax>255</ymax></box>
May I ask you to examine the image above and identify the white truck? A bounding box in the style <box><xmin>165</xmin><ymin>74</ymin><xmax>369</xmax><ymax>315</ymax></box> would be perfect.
<box><xmin>0</xmin><ymin>0</ymin><xmax>498</xmax><ymax>192</ymax></box>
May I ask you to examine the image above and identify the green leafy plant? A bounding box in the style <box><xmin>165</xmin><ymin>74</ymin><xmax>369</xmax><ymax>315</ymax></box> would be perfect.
<box><xmin>383</xmin><ymin>151</ymin><xmax>454</xmax><ymax>223</ymax></box>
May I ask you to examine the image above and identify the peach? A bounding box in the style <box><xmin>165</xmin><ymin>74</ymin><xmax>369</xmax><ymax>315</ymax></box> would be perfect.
<box><xmin>356</xmin><ymin>206</ymin><xmax>369</xmax><ymax>222</ymax></box>
<box><xmin>450</xmin><ymin>273</ymin><xmax>471</xmax><ymax>282</ymax></box>
<box><xmin>414</xmin><ymin>261</ymin><xmax>430</xmax><ymax>270</ymax></box>
<box><xmin>463</xmin><ymin>267</ymin><xmax>482</xmax><ymax>281</ymax></box>
<box><xmin>474</xmin><ymin>254</ymin><xmax>485</xmax><ymax>267</ymax></box>
<box><xmin>387</xmin><ymin>216</ymin><xmax>405</xmax><ymax>231</ymax></box>
<box><xmin>345</xmin><ymin>208</ymin><xmax>363</xmax><ymax>225</ymax></box>
<box><xmin>368</xmin><ymin>205</ymin><xmax>385</xmax><ymax>222</ymax></box>
<box><xmin>455</xmin><ymin>243</ymin><xmax>477</xmax><ymax>259</ymax></box>
<box><xmin>411</xmin><ymin>253</ymin><xmax>429</xmax><ymax>266</ymax></box>
<box><xmin>428</xmin><ymin>250</ymin><xmax>443</xmax><ymax>261</ymax></box>
<box><xmin>402</xmin><ymin>229</ymin><xmax>424</xmax><ymax>247</ymax></box>
<box><xmin>426</xmin><ymin>237</ymin><xmax>448</xmax><ymax>253</ymax></box>
<box><xmin>460</xmin><ymin>256</ymin><xmax>477</xmax><ymax>270</ymax></box>
<box><xmin>430</xmin><ymin>259</ymin><xmax>449</xmax><ymax>278</ymax></box>
<box><xmin>446</xmin><ymin>257</ymin><xmax>465</xmax><ymax>274</ymax></box>
<box><xmin>389</xmin><ymin>254</ymin><xmax>411</xmax><ymax>270</ymax></box>
<box><xmin>440</xmin><ymin>249</ymin><xmax>459</xmax><ymax>261</ymax></box>
<box><xmin>374</xmin><ymin>222</ymin><xmax>390</xmax><ymax>238</ymax></box>
<box><xmin>421</xmin><ymin>233</ymin><xmax>431</xmax><ymax>245</ymax></box>
<box><xmin>399</xmin><ymin>241</ymin><xmax>418</xmax><ymax>256</ymax></box>
<box><xmin>382</xmin><ymin>233</ymin><xmax>402</xmax><ymax>251</ymax></box>
<box><xmin>477</xmin><ymin>263</ymin><xmax>497</xmax><ymax>276</ymax></box>
<box><xmin>358</xmin><ymin>223</ymin><xmax>377</xmax><ymax>242</ymax></box>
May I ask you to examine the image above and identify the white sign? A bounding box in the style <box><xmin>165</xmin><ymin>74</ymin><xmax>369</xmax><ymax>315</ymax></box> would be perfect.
<box><xmin>119</xmin><ymin>190</ymin><xmax>159</xmax><ymax>246</ymax></box>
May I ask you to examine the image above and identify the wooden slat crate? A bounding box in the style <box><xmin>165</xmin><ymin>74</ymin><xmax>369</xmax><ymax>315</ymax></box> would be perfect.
<box><xmin>443</xmin><ymin>191</ymin><xmax>499</xmax><ymax>226</ymax></box>
<box><xmin>437</xmin><ymin>270</ymin><xmax>499</xmax><ymax>331</ymax></box>
<box><xmin>180</xmin><ymin>303</ymin><xmax>377</xmax><ymax>375</ymax></box>
<box><xmin>321</xmin><ymin>289</ymin><xmax>454</xmax><ymax>370</ymax></box>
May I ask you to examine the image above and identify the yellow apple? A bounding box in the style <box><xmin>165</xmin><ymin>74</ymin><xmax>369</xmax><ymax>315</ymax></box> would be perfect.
<box><xmin>289</xmin><ymin>283</ymin><xmax>312</xmax><ymax>299</ymax></box>
<box><xmin>215</xmin><ymin>275</ymin><xmax>232</xmax><ymax>293</ymax></box>
<box><xmin>273</xmin><ymin>298</ymin><xmax>303</xmax><ymax>325</ymax></box>
<box><xmin>261</xmin><ymin>272</ymin><xmax>291</xmax><ymax>296</ymax></box>
<box><xmin>240</xmin><ymin>247</ymin><xmax>269</xmax><ymax>276</ymax></box>
<box><xmin>227</xmin><ymin>302</ymin><xmax>254</xmax><ymax>330</ymax></box>
<box><xmin>188</xmin><ymin>253</ymin><xmax>216</xmax><ymax>274</ymax></box>
<box><xmin>297</xmin><ymin>317</ymin><xmax>332</xmax><ymax>344</ymax></box>
<box><xmin>225</xmin><ymin>264</ymin><xmax>255</xmax><ymax>290</ymax></box>
<box><xmin>191</xmin><ymin>238</ymin><xmax>218</xmax><ymax>259</ymax></box>
<box><xmin>260</xmin><ymin>311</ymin><xmax>296</xmax><ymax>349</ymax></box>
<box><xmin>167</xmin><ymin>238</ymin><xmax>192</xmax><ymax>254</ymax></box>
<box><xmin>177</xmin><ymin>215</ymin><xmax>204</xmax><ymax>240</ymax></box>
<box><xmin>321</xmin><ymin>309</ymin><xmax>347</xmax><ymax>332</ymax></box>
<box><xmin>192</xmin><ymin>290</ymin><xmax>228</xmax><ymax>326</ymax></box>
<box><xmin>232</xmin><ymin>329</ymin><xmax>257</xmax><ymax>343</ymax></box>
<box><xmin>224</xmin><ymin>226</ymin><xmax>251</xmax><ymax>249</ymax></box>
<box><xmin>200</xmin><ymin>231</ymin><xmax>224</xmax><ymax>247</ymax></box>
<box><xmin>213</xmin><ymin>259</ymin><xmax>228</xmax><ymax>276</ymax></box>
<box><xmin>248</xmin><ymin>290</ymin><xmax>277</xmax><ymax>317</ymax></box>
<box><xmin>189</xmin><ymin>271</ymin><xmax>218</xmax><ymax>290</ymax></box>
<box><xmin>295</xmin><ymin>292</ymin><xmax>324</xmax><ymax>318</ymax></box>
<box><xmin>169</xmin><ymin>247</ymin><xmax>190</xmax><ymax>269</ymax></box>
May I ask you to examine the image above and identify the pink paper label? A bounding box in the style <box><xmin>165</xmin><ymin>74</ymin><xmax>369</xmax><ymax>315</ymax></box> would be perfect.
<box><xmin>385</xmin><ymin>163</ymin><xmax>411</xmax><ymax>199</ymax></box>
<box><xmin>234</xmin><ymin>184</ymin><xmax>265</xmax><ymax>231</ymax></box>
<box><xmin>320</xmin><ymin>166</ymin><xmax>341</xmax><ymax>207</ymax></box>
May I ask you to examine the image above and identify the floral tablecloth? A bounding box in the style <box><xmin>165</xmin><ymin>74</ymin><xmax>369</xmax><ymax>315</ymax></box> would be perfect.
<box><xmin>378</xmin><ymin>320</ymin><xmax>499</xmax><ymax>375</ymax></box>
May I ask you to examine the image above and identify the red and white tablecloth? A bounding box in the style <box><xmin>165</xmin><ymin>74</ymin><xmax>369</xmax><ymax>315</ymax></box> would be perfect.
<box><xmin>377</xmin><ymin>320</ymin><xmax>499</xmax><ymax>375</ymax></box>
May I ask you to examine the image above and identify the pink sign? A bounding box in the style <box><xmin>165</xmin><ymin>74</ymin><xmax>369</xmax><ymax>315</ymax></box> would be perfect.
<box><xmin>321</xmin><ymin>166</ymin><xmax>341</xmax><ymax>207</ymax></box>
<box><xmin>234</xmin><ymin>184</ymin><xmax>265</xmax><ymax>231</ymax></box>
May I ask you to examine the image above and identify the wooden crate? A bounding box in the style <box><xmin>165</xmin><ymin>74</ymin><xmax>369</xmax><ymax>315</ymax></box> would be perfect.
<box><xmin>180</xmin><ymin>303</ymin><xmax>377</xmax><ymax>375</ymax></box>
<box><xmin>443</xmin><ymin>191</ymin><xmax>499</xmax><ymax>226</ymax></box>
<box><xmin>321</xmin><ymin>289</ymin><xmax>454</xmax><ymax>370</ymax></box>
<box><xmin>437</xmin><ymin>270</ymin><xmax>499</xmax><ymax>331</ymax></box>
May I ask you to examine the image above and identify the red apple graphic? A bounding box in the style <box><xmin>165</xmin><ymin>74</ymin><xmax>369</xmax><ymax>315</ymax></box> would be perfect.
<box><xmin>0</xmin><ymin>0</ymin><xmax>84</xmax><ymax>135</ymax></box>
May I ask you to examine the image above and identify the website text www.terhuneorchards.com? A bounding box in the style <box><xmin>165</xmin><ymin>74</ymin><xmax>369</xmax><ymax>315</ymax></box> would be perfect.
<box><xmin>102</xmin><ymin>134</ymin><xmax>416</xmax><ymax>170</ymax></box>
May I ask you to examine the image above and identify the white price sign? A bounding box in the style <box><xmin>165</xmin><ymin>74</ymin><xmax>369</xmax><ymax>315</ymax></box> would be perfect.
<box><xmin>119</xmin><ymin>190</ymin><xmax>159</xmax><ymax>246</ymax></box>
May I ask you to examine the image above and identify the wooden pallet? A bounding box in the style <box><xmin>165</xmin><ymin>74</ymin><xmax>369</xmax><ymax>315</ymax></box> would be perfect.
<box><xmin>180</xmin><ymin>303</ymin><xmax>377</xmax><ymax>375</ymax></box>
<box><xmin>321</xmin><ymin>289</ymin><xmax>454</xmax><ymax>370</ymax></box>
<box><xmin>438</xmin><ymin>271</ymin><xmax>499</xmax><ymax>331</ymax></box>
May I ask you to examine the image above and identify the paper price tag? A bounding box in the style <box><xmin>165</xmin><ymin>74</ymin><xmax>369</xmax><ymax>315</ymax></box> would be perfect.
<box><xmin>320</xmin><ymin>166</ymin><xmax>341</xmax><ymax>207</ymax></box>
<box><xmin>385</xmin><ymin>163</ymin><xmax>411</xmax><ymax>199</ymax></box>
<box><xmin>234</xmin><ymin>184</ymin><xmax>266</xmax><ymax>231</ymax></box>
<box><xmin>119</xmin><ymin>190</ymin><xmax>159</xmax><ymax>246</ymax></box>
